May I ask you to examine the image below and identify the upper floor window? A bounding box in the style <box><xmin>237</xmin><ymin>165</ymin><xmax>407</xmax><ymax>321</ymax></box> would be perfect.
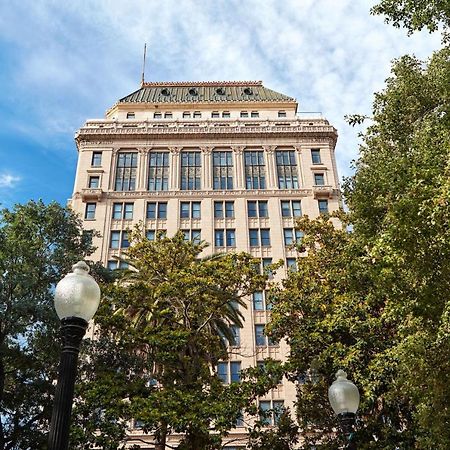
<box><xmin>183</xmin><ymin>111</ymin><xmax>191</xmax><ymax>118</ymax></box>
<box><xmin>286</xmin><ymin>258</ymin><xmax>297</xmax><ymax>271</ymax></box>
<box><xmin>182</xmin><ymin>229</ymin><xmax>201</xmax><ymax>244</ymax></box>
<box><xmin>147</xmin><ymin>202</ymin><xmax>167</xmax><ymax>219</ymax></box>
<box><xmin>240</xmin><ymin>111</ymin><xmax>248</xmax><ymax>118</ymax></box>
<box><xmin>164</xmin><ymin>112</ymin><xmax>173</xmax><ymax>118</ymax></box>
<box><xmin>213</xmin><ymin>151</ymin><xmax>233</xmax><ymax>190</ymax></box>
<box><xmin>244</xmin><ymin>151</ymin><xmax>266</xmax><ymax>190</ymax></box>
<box><xmin>217</xmin><ymin>361</ymin><xmax>241</xmax><ymax>384</ymax></box>
<box><xmin>214</xmin><ymin>201</ymin><xmax>234</xmax><ymax>219</ymax></box>
<box><xmin>247</xmin><ymin>200</ymin><xmax>268</xmax><ymax>218</ymax></box>
<box><xmin>91</xmin><ymin>151</ymin><xmax>102</xmax><ymax>167</ymax></box>
<box><xmin>283</xmin><ymin>228</ymin><xmax>304</xmax><ymax>246</ymax></box>
<box><xmin>148</xmin><ymin>152</ymin><xmax>169</xmax><ymax>191</ymax></box>
<box><xmin>318</xmin><ymin>199</ymin><xmax>329</xmax><ymax>214</ymax></box>
<box><xmin>115</xmin><ymin>152</ymin><xmax>138</xmax><ymax>191</ymax></box>
<box><xmin>253</xmin><ymin>291</ymin><xmax>271</xmax><ymax>311</ymax></box>
<box><xmin>112</xmin><ymin>202</ymin><xmax>134</xmax><ymax>220</ymax></box>
<box><xmin>311</xmin><ymin>149</ymin><xmax>322</xmax><ymax>164</ymax></box>
<box><xmin>180</xmin><ymin>201</ymin><xmax>201</xmax><ymax>219</ymax></box>
<box><xmin>154</xmin><ymin>112</ymin><xmax>162</xmax><ymax>119</ymax></box>
<box><xmin>249</xmin><ymin>228</ymin><xmax>271</xmax><ymax>247</ymax></box>
<box><xmin>278</xmin><ymin>111</ymin><xmax>286</xmax><ymax>118</ymax></box>
<box><xmin>251</xmin><ymin>111</ymin><xmax>259</xmax><ymax>118</ymax></box>
<box><xmin>110</xmin><ymin>230</ymin><xmax>129</xmax><ymax>249</ymax></box>
<box><xmin>88</xmin><ymin>176</ymin><xmax>99</xmax><ymax>188</ymax></box>
<box><xmin>211</xmin><ymin>111</ymin><xmax>220</xmax><ymax>118</ymax></box>
<box><xmin>281</xmin><ymin>200</ymin><xmax>302</xmax><ymax>217</ymax></box>
<box><xmin>276</xmin><ymin>150</ymin><xmax>299</xmax><ymax>189</ymax></box>
<box><xmin>181</xmin><ymin>152</ymin><xmax>201</xmax><ymax>190</ymax></box>
<box><xmin>214</xmin><ymin>229</ymin><xmax>236</xmax><ymax>247</ymax></box>
<box><xmin>314</xmin><ymin>173</ymin><xmax>325</xmax><ymax>185</ymax></box>
<box><xmin>193</xmin><ymin>111</ymin><xmax>202</xmax><ymax>118</ymax></box>
<box><xmin>126</xmin><ymin>112</ymin><xmax>135</xmax><ymax>119</ymax></box>
<box><xmin>259</xmin><ymin>400</ymin><xmax>285</xmax><ymax>425</ymax></box>
<box><xmin>222</xmin><ymin>111</ymin><xmax>230</xmax><ymax>118</ymax></box>
<box><xmin>85</xmin><ymin>203</ymin><xmax>96</xmax><ymax>220</ymax></box>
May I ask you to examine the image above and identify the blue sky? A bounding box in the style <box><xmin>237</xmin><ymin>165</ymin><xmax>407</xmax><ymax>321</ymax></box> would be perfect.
<box><xmin>0</xmin><ymin>0</ymin><xmax>441</xmax><ymax>208</ymax></box>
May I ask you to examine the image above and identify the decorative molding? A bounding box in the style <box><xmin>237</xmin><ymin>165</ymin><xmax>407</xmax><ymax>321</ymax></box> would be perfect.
<box><xmin>263</xmin><ymin>145</ymin><xmax>276</xmax><ymax>154</ymax></box>
<box><xmin>169</xmin><ymin>146</ymin><xmax>182</xmax><ymax>154</ymax></box>
<box><xmin>232</xmin><ymin>145</ymin><xmax>245</xmax><ymax>154</ymax></box>
<box><xmin>200</xmin><ymin>146</ymin><xmax>213</xmax><ymax>154</ymax></box>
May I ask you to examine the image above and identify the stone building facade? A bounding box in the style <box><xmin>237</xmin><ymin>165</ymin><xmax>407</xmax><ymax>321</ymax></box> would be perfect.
<box><xmin>70</xmin><ymin>80</ymin><xmax>340</xmax><ymax>448</ymax></box>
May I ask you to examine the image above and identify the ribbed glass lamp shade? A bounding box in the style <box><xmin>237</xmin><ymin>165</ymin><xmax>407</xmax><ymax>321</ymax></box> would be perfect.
<box><xmin>54</xmin><ymin>261</ymin><xmax>101</xmax><ymax>322</ymax></box>
<box><xmin>328</xmin><ymin>370</ymin><xmax>360</xmax><ymax>415</ymax></box>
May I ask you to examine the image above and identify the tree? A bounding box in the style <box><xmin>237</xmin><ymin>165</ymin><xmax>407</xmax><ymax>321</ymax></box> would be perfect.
<box><xmin>0</xmin><ymin>200</ymin><xmax>95</xmax><ymax>450</ymax></box>
<box><xmin>268</xmin><ymin>45</ymin><xmax>450</xmax><ymax>449</ymax></box>
<box><xmin>372</xmin><ymin>0</ymin><xmax>450</xmax><ymax>35</ymax></box>
<box><xmin>72</xmin><ymin>231</ymin><xmax>284</xmax><ymax>449</ymax></box>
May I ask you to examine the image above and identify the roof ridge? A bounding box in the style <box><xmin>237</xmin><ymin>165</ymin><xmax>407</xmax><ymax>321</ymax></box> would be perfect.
<box><xmin>141</xmin><ymin>81</ymin><xmax>263</xmax><ymax>87</ymax></box>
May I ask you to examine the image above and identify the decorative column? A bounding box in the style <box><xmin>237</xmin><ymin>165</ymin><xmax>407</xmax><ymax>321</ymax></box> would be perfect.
<box><xmin>137</xmin><ymin>147</ymin><xmax>149</xmax><ymax>190</ymax></box>
<box><xmin>294</xmin><ymin>145</ymin><xmax>304</xmax><ymax>187</ymax></box>
<box><xmin>169</xmin><ymin>146</ymin><xmax>182</xmax><ymax>190</ymax></box>
<box><xmin>110</xmin><ymin>147</ymin><xmax>120</xmax><ymax>191</ymax></box>
<box><xmin>233</xmin><ymin>145</ymin><xmax>245</xmax><ymax>189</ymax></box>
<box><xmin>263</xmin><ymin>145</ymin><xmax>277</xmax><ymax>189</ymax></box>
<box><xmin>201</xmin><ymin>146</ymin><xmax>213</xmax><ymax>191</ymax></box>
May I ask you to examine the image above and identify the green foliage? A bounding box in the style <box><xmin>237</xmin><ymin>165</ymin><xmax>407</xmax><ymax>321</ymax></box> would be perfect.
<box><xmin>372</xmin><ymin>0</ymin><xmax>450</xmax><ymax>36</ymax></box>
<box><xmin>73</xmin><ymin>231</ymin><xmax>282</xmax><ymax>449</ymax></box>
<box><xmin>0</xmin><ymin>200</ymin><xmax>94</xmax><ymax>450</ymax></box>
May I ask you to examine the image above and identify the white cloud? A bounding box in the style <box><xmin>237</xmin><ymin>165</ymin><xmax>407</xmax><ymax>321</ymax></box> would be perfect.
<box><xmin>0</xmin><ymin>173</ymin><xmax>21</xmax><ymax>189</ymax></box>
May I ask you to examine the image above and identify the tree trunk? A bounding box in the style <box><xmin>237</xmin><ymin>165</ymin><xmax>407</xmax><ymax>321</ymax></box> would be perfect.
<box><xmin>0</xmin><ymin>356</ymin><xmax>6</xmax><ymax>450</ymax></box>
<box><xmin>154</xmin><ymin>421</ymin><xmax>167</xmax><ymax>450</ymax></box>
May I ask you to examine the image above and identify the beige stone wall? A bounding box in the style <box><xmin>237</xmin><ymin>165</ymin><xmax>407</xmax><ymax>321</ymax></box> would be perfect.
<box><xmin>70</xmin><ymin>96</ymin><xmax>339</xmax><ymax>448</ymax></box>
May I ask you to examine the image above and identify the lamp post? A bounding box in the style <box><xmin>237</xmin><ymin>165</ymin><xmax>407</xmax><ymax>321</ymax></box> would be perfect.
<box><xmin>48</xmin><ymin>261</ymin><xmax>101</xmax><ymax>450</ymax></box>
<box><xmin>328</xmin><ymin>370</ymin><xmax>360</xmax><ymax>449</ymax></box>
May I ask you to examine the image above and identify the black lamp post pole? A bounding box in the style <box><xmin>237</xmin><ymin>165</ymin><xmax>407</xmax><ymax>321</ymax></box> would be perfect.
<box><xmin>338</xmin><ymin>412</ymin><xmax>357</xmax><ymax>450</ymax></box>
<box><xmin>48</xmin><ymin>317</ymin><xmax>88</xmax><ymax>450</ymax></box>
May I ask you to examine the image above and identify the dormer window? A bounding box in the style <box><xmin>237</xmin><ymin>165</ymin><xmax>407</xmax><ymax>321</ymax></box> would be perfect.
<box><xmin>126</xmin><ymin>112</ymin><xmax>135</xmax><ymax>119</ymax></box>
<box><xmin>251</xmin><ymin>111</ymin><xmax>259</xmax><ymax>118</ymax></box>
<box><xmin>243</xmin><ymin>87</ymin><xmax>253</xmax><ymax>95</ymax></box>
<box><xmin>160</xmin><ymin>88</ymin><xmax>170</xmax><ymax>96</ymax></box>
<box><xmin>211</xmin><ymin>111</ymin><xmax>220</xmax><ymax>118</ymax></box>
<box><xmin>240</xmin><ymin>111</ymin><xmax>248</xmax><ymax>118</ymax></box>
<box><xmin>222</xmin><ymin>111</ymin><xmax>230</xmax><ymax>118</ymax></box>
<box><xmin>188</xmin><ymin>88</ymin><xmax>198</xmax><ymax>96</ymax></box>
<box><xmin>183</xmin><ymin>112</ymin><xmax>191</xmax><ymax>118</ymax></box>
<box><xmin>164</xmin><ymin>112</ymin><xmax>173</xmax><ymax>118</ymax></box>
<box><xmin>278</xmin><ymin>111</ymin><xmax>286</xmax><ymax>118</ymax></box>
<box><xmin>193</xmin><ymin>111</ymin><xmax>202</xmax><ymax>118</ymax></box>
<box><xmin>154</xmin><ymin>112</ymin><xmax>162</xmax><ymax>119</ymax></box>
<box><xmin>216</xmin><ymin>87</ymin><xmax>226</xmax><ymax>95</ymax></box>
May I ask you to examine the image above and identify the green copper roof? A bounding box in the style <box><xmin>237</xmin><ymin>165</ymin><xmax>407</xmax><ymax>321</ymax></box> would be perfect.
<box><xmin>119</xmin><ymin>81</ymin><xmax>296</xmax><ymax>104</ymax></box>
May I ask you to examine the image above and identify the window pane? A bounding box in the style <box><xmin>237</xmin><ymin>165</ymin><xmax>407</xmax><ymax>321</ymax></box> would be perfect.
<box><xmin>230</xmin><ymin>362</ymin><xmax>241</xmax><ymax>383</ymax></box>
<box><xmin>231</xmin><ymin>326</ymin><xmax>240</xmax><ymax>347</ymax></box>
<box><xmin>181</xmin><ymin>151</ymin><xmax>201</xmax><ymax>190</ymax></box>
<box><xmin>85</xmin><ymin>203</ymin><xmax>96</xmax><ymax>219</ymax></box>
<box><xmin>180</xmin><ymin>202</ymin><xmax>190</xmax><ymax>218</ymax></box>
<box><xmin>213</xmin><ymin>151</ymin><xmax>233</xmax><ymax>190</ymax></box>
<box><xmin>292</xmin><ymin>201</ymin><xmax>302</xmax><ymax>217</ymax></box>
<box><xmin>284</xmin><ymin>229</ymin><xmax>293</xmax><ymax>245</ymax></box>
<box><xmin>226</xmin><ymin>229</ymin><xmax>236</xmax><ymax>247</ymax></box>
<box><xmin>92</xmin><ymin>152</ymin><xmax>102</xmax><ymax>166</ymax></box>
<box><xmin>276</xmin><ymin>151</ymin><xmax>298</xmax><ymax>189</ymax></box>
<box><xmin>248</xmin><ymin>201</ymin><xmax>257</xmax><ymax>218</ymax></box>
<box><xmin>249</xmin><ymin>229</ymin><xmax>259</xmax><ymax>247</ymax></box>
<box><xmin>260</xmin><ymin>229</ymin><xmax>270</xmax><ymax>246</ymax></box>
<box><xmin>158</xmin><ymin>202</ymin><xmax>167</xmax><ymax>219</ymax></box>
<box><xmin>214</xmin><ymin>201</ymin><xmax>224</xmax><ymax>219</ymax></box>
<box><xmin>115</xmin><ymin>152</ymin><xmax>137</xmax><ymax>191</ymax></box>
<box><xmin>318</xmin><ymin>199</ymin><xmax>329</xmax><ymax>214</ymax></box>
<box><xmin>107</xmin><ymin>260</ymin><xmax>118</xmax><ymax>270</ymax></box>
<box><xmin>124</xmin><ymin>203</ymin><xmax>133</xmax><ymax>220</ymax></box>
<box><xmin>112</xmin><ymin>203</ymin><xmax>122</xmax><ymax>219</ymax></box>
<box><xmin>281</xmin><ymin>201</ymin><xmax>291</xmax><ymax>217</ymax></box>
<box><xmin>146</xmin><ymin>230</ymin><xmax>155</xmax><ymax>241</ymax></box>
<box><xmin>258</xmin><ymin>201</ymin><xmax>268</xmax><ymax>218</ymax></box>
<box><xmin>148</xmin><ymin>152</ymin><xmax>169</xmax><ymax>191</ymax></box>
<box><xmin>121</xmin><ymin>231</ymin><xmax>130</xmax><ymax>248</ymax></box>
<box><xmin>225</xmin><ymin>201</ymin><xmax>234</xmax><ymax>218</ymax></box>
<box><xmin>218</xmin><ymin>362</ymin><xmax>228</xmax><ymax>383</ymax></box>
<box><xmin>259</xmin><ymin>401</ymin><xmax>271</xmax><ymax>425</ymax></box>
<box><xmin>89</xmin><ymin>176</ymin><xmax>99</xmax><ymax>188</ymax></box>
<box><xmin>192</xmin><ymin>202</ymin><xmax>201</xmax><ymax>219</ymax></box>
<box><xmin>253</xmin><ymin>291</ymin><xmax>264</xmax><ymax>310</ymax></box>
<box><xmin>192</xmin><ymin>230</ymin><xmax>201</xmax><ymax>244</ymax></box>
<box><xmin>311</xmin><ymin>149</ymin><xmax>321</xmax><ymax>164</ymax></box>
<box><xmin>314</xmin><ymin>173</ymin><xmax>325</xmax><ymax>185</ymax></box>
<box><xmin>110</xmin><ymin>231</ymin><xmax>120</xmax><ymax>249</ymax></box>
<box><xmin>287</xmin><ymin>258</ymin><xmax>297</xmax><ymax>271</ymax></box>
<box><xmin>215</xmin><ymin>229</ymin><xmax>224</xmax><ymax>247</ymax></box>
<box><xmin>244</xmin><ymin>151</ymin><xmax>265</xmax><ymax>190</ymax></box>
<box><xmin>255</xmin><ymin>325</ymin><xmax>266</xmax><ymax>346</ymax></box>
<box><xmin>147</xmin><ymin>203</ymin><xmax>156</xmax><ymax>219</ymax></box>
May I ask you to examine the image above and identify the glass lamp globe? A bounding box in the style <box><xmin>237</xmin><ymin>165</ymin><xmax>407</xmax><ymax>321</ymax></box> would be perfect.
<box><xmin>328</xmin><ymin>370</ymin><xmax>360</xmax><ymax>415</ymax></box>
<box><xmin>54</xmin><ymin>261</ymin><xmax>101</xmax><ymax>322</ymax></box>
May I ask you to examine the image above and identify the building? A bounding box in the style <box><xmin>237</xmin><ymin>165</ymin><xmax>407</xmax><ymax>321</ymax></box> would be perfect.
<box><xmin>70</xmin><ymin>80</ymin><xmax>340</xmax><ymax>448</ymax></box>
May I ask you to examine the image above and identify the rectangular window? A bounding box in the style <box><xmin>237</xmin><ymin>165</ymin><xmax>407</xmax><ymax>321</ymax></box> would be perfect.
<box><xmin>260</xmin><ymin>229</ymin><xmax>271</xmax><ymax>247</ymax></box>
<box><xmin>146</xmin><ymin>230</ymin><xmax>155</xmax><ymax>241</ymax></box>
<box><xmin>278</xmin><ymin>111</ymin><xmax>286</xmax><ymax>117</ymax></box>
<box><xmin>314</xmin><ymin>173</ymin><xmax>325</xmax><ymax>185</ymax></box>
<box><xmin>284</xmin><ymin>228</ymin><xmax>303</xmax><ymax>245</ymax></box>
<box><xmin>231</xmin><ymin>325</ymin><xmax>240</xmax><ymax>347</ymax></box>
<box><xmin>251</xmin><ymin>111</ymin><xmax>259</xmax><ymax>118</ymax></box>
<box><xmin>259</xmin><ymin>401</ymin><xmax>271</xmax><ymax>425</ymax></box>
<box><xmin>154</xmin><ymin>112</ymin><xmax>162</xmax><ymax>119</ymax></box>
<box><xmin>158</xmin><ymin>202</ymin><xmax>167</xmax><ymax>219</ymax></box>
<box><xmin>318</xmin><ymin>199</ymin><xmax>329</xmax><ymax>214</ymax></box>
<box><xmin>110</xmin><ymin>231</ymin><xmax>120</xmax><ymax>249</ymax></box>
<box><xmin>183</xmin><ymin>111</ymin><xmax>191</xmax><ymax>118</ymax></box>
<box><xmin>124</xmin><ymin>203</ymin><xmax>133</xmax><ymax>220</ymax></box>
<box><xmin>244</xmin><ymin>151</ymin><xmax>266</xmax><ymax>189</ymax></box>
<box><xmin>286</xmin><ymin>258</ymin><xmax>297</xmax><ymax>271</ymax></box>
<box><xmin>180</xmin><ymin>201</ymin><xmax>201</xmax><ymax>219</ymax></box>
<box><xmin>226</xmin><ymin>229</ymin><xmax>236</xmax><ymax>247</ymax></box>
<box><xmin>215</xmin><ymin>229</ymin><xmax>224</xmax><ymax>247</ymax></box>
<box><xmin>255</xmin><ymin>325</ymin><xmax>266</xmax><ymax>346</ymax></box>
<box><xmin>89</xmin><ymin>176</ymin><xmax>99</xmax><ymax>188</ymax></box>
<box><xmin>259</xmin><ymin>201</ymin><xmax>268</xmax><ymax>218</ymax></box>
<box><xmin>164</xmin><ymin>112</ymin><xmax>173</xmax><ymax>118</ymax></box>
<box><xmin>230</xmin><ymin>362</ymin><xmax>241</xmax><ymax>383</ymax></box>
<box><xmin>91</xmin><ymin>151</ymin><xmax>102</xmax><ymax>167</ymax></box>
<box><xmin>225</xmin><ymin>201</ymin><xmax>234</xmax><ymax>218</ymax></box>
<box><xmin>126</xmin><ymin>112</ymin><xmax>135</xmax><ymax>119</ymax></box>
<box><xmin>273</xmin><ymin>401</ymin><xmax>285</xmax><ymax>424</ymax></box>
<box><xmin>147</xmin><ymin>202</ymin><xmax>167</xmax><ymax>219</ymax></box>
<box><xmin>217</xmin><ymin>362</ymin><xmax>228</xmax><ymax>383</ymax></box>
<box><xmin>253</xmin><ymin>291</ymin><xmax>264</xmax><ymax>310</ymax></box>
<box><xmin>214</xmin><ymin>201</ymin><xmax>234</xmax><ymax>218</ymax></box>
<box><xmin>181</xmin><ymin>151</ymin><xmax>201</xmax><ymax>190</ymax></box>
<box><xmin>85</xmin><ymin>203</ymin><xmax>96</xmax><ymax>219</ymax></box>
<box><xmin>311</xmin><ymin>149</ymin><xmax>322</xmax><ymax>164</ymax></box>
<box><xmin>213</xmin><ymin>151</ymin><xmax>233</xmax><ymax>190</ymax></box>
<box><xmin>107</xmin><ymin>260</ymin><xmax>118</xmax><ymax>270</ymax></box>
<box><xmin>180</xmin><ymin>202</ymin><xmax>190</xmax><ymax>218</ymax></box>
<box><xmin>115</xmin><ymin>152</ymin><xmax>138</xmax><ymax>191</ymax></box>
<box><xmin>248</xmin><ymin>201</ymin><xmax>257</xmax><ymax>218</ymax></box>
<box><xmin>148</xmin><ymin>152</ymin><xmax>169</xmax><ymax>191</ymax></box>
<box><xmin>121</xmin><ymin>231</ymin><xmax>130</xmax><ymax>248</ymax></box>
<box><xmin>214</xmin><ymin>201</ymin><xmax>224</xmax><ymax>219</ymax></box>
<box><xmin>222</xmin><ymin>111</ymin><xmax>230</xmax><ymax>118</ymax></box>
<box><xmin>193</xmin><ymin>111</ymin><xmax>201</xmax><ymax>118</ymax></box>
<box><xmin>211</xmin><ymin>111</ymin><xmax>220</xmax><ymax>118</ymax></box>
<box><xmin>276</xmin><ymin>150</ymin><xmax>299</xmax><ymax>189</ymax></box>
<box><xmin>262</xmin><ymin>258</ymin><xmax>273</xmax><ymax>277</ymax></box>
<box><xmin>147</xmin><ymin>202</ymin><xmax>156</xmax><ymax>219</ymax></box>
<box><xmin>249</xmin><ymin>229</ymin><xmax>259</xmax><ymax>247</ymax></box>
<box><xmin>192</xmin><ymin>230</ymin><xmax>201</xmax><ymax>244</ymax></box>
<box><xmin>112</xmin><ymin>203</ymin><xmax>122</xmax><ymax>220</ymax></box>
<box><xmin>281</xmin><ymin>200</ymin><xmax>302</xmax><ymax>217</ymax></box>
<box><xmin>240</xmin><ymin>111</ymin><xmax>248</xmax><ymax>118</ymax></box>
<box><xmin>247</xmin><ymin>200</ymin><xmax>268</xmax><ymax>218</ymax></box>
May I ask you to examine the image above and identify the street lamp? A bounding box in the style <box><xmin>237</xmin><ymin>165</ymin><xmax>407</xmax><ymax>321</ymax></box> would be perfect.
<box><xmin>48</xmin><ymin>261</ymin><xmax>101</xmax><ymax>450</ymax></box>
<box><xmin>328</xmin><ymin>369</ymin><xmax>360</xmax><ymax>449</ymax></box>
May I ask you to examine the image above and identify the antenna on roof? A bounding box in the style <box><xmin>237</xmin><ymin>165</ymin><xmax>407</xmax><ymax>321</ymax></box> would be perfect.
<box><xmin>141</xmin><ymin>43</ymin><xmax>147</xmax><ymax>86</ymax></box>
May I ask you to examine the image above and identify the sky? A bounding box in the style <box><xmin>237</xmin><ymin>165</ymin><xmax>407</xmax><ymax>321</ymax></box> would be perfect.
<box><xmin>0</xmin><ymin>0</ymin><xmax>441</xmax><ymax>209</ymax></box>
